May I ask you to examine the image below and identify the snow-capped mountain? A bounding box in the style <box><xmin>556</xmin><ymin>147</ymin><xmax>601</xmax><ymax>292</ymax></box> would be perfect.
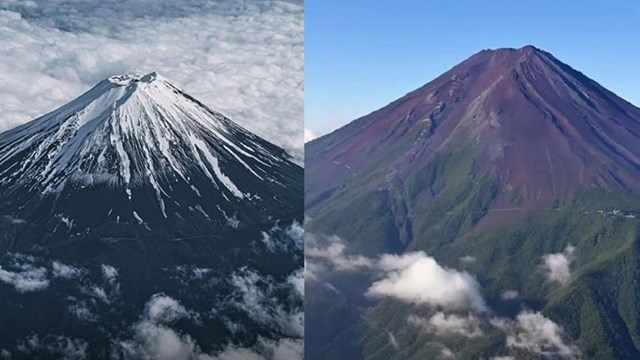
<box><xmin>0</xmin><ymin>72</ymin><xmax>302</xmax><ymax>235</ymax></box>
<box><xmin>0</xmin><ymin>73</ymin><xmax>303</xmax><ymax>359</ymax></box>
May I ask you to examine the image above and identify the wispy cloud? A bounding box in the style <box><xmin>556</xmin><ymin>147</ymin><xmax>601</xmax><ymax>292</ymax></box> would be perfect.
<box><xmin>542</xmin><ymin>245</ymin><xmax>576</xmax><ymax>285</ymax></box>
<box><xmin>51</xmin><ymin>261</ymin><xmax>83</xmax><ymax>279</ymax></box>
<box><xmin>16</xmin><ymin>334</ymin><xmax>87</xmax><ymax>360</ymax></box>
<box><xmin>408</xmin><ymin>312</ymin><xmax>484</xmax><ymax>338</ymax></box>
<box><xmin>491</xmin><ymin>311</ymin><xmax>581</xmax><ymax>359</ymax></box>
<box><xmin>0</xmin><ymin>253</ymin><xmax>49</xmax><ymax>292</ymax></box>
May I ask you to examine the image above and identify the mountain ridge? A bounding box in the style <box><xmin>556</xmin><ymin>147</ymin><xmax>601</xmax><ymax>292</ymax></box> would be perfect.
<box><xmin>306</xmin><ymin>45</ymin><xmax>640</xmax><ymax>212</ymax></box>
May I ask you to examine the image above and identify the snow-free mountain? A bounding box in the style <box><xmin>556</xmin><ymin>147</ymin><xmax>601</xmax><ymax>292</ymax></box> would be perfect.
<box><xmin>306</xmin><ymin>46</ymin><xmax>640</xmax><ymax>359</ymax></box>
<box><xmin>0</xmin><ymin>73</ymin><xmax>303</xmax><ymax>359</ymax></box>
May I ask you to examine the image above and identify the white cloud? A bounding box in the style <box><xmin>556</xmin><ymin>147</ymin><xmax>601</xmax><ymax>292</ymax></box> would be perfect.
<box><xmin>119</xmin><ymin>320</ymin><xmax>202</xmax><ymax>360</ymax></box>
<box><xmin>0</xmin><ymin>0</ymin><xmax>303</xmax><ymax>162</ymax></box>
<box><xmin>16</xmin><ymin>334</ymin><xmax>87</xmax><ymax>360</ymax></box>
<box><xmin>0</xmin><ymin>253</ymin><xmax>49</xmax><ymax>292</ymax></box>
<box><xmin>68</xmin><ymin>301</ymin><xmax>97</xmax><ymax>322</ymax></box>
<box><xmin>0</xmin><ymin>349</ymin><xmax>10</xmax><ymax>359</ymax></box>
<box><xmin>408</xmin><ymin>312</ymin><xmax>484</xmax><ymax>338</ymax></box>
<box><xmin>287</xmin><ymin>268</ymin><xmax>304</xmax><ymax>298</ymax></box>
<box><xmin>500</xmin><ymin>290</ymin><xmax>519</xmax><ymax>300</ymax></box>
<box><xmin>438</xmin><ymin>347</ymin><xmax>455</xmax><ymax>359</ymax></box>
<box><xmin>260</xmin><ymin>221</ymin><xmax>304</xmax><ymax>253</ymax></box>
<box><xmin>90</xmin><ymin>286</ymin><xmax>110</xmax><ymax>304</ymax></box>
<box><xmin>101</xmin><ymin>264</ymin><xmax>118</xmax><ymax>282</ymax></box>
<box><xmin>491</xmin><ymin>311</ymin><xmax>580</xmax><ymax>359</ymax></box>
<box><xmin>230</xmin><ymin>267</ymin><xmax>303</xmax><ymax>338</ymax></box>
<box><xmin>305</xmin><ymin>235</ymin><xmax>374</xmax><ymax>273</ymax></box>
<box><xmin>388</xmin><ymin>332</ymin><xmax>399</xmax><ymax>350</ymax></box>
<box><xmin>211</xmin><ymin>337</ymin><xmax>302</xmax><ymax>360</ymax></box>
<box><xmin>2</xmin><ymin>215</ymin><xmax>26</xmax><ymax>224</ymax></box>
<box><xmin>459</xmin><ymin>255</ymin><xmax>477</xmax><ymax>264</ymax></box>
<box><xmin>81</xmin><ymin>265</ymin><xmax>120</xmax><ymax>304</ymax></box>
<box><xmin>144</xmin><ymin>294</ymin><xmax>191</xmax><ymax>324</ymax></box>
<box><xmin>542</xmin><ymin>245</ymin><xmax>575</xmax><ymax>285</ymax></box>
<box><xmin>51</xmin><ymin>261</ymin><xmax>83</xmax><ymax>279</ymax></box>
<box><xmin>118</xmin><ymin>291</ymin><xmax>303</xmax><ymax>360</ymax></box>
<box><xmin>306</xmin><ymin>235</ymin><xmax>487</xmax><ymax>311</ymax></box>
<box><xmin>367</xmin><ymin>252</ymin><xmax>487</xmax><ymax>312</ymax></box>
<box><xmin>304</xmin><ymin>259</ymin><xmax>325</xmax><ymax>281</ymax></box>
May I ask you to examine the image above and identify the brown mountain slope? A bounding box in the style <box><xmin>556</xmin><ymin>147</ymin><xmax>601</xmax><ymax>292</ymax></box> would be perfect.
<box><xmin>306</xmin><ymin>46</ymin><xmax>640</xmax><ymax>211</ymax></box>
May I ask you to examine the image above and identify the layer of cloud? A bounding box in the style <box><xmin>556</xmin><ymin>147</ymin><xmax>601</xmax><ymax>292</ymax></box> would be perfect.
<box><xmin>491</xmin><ymin>311</ymin><xmax>580</xmax><ymax>359</ymax></box>
<box><xmin>0</xmin><ymin>0</ymin><xmax>303</xmax><ymax>162</ymax></box>
<box><xmin>542</xmin><ymin>245</ymin><xmax>575</xmax><ymax>285</ymax></box>
<box><xmin>408</xmin><ymin>312</ymin><xmax>484</xmax><ymax>338</ymax></box>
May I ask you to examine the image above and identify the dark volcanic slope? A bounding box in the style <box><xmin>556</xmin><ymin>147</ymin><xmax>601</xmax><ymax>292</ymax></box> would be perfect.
<box><xmin>307</xmin><ymin>46</ymin><xmax>640</xmax><ymax>211</ymax></box>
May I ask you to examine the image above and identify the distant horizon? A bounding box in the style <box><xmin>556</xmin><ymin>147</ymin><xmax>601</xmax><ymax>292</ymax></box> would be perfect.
<box><xmin>305</xmin><ymin>0</ymin><xmax>640</xmax><ymax>141</ymax></box>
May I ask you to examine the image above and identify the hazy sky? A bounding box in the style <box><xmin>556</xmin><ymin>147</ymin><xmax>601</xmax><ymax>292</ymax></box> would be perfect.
<box><xmin>0</xmin><ymin>0</ymin><xmax>304</xmax><ymax>162</ymax></box>
<box><xmin>305</xmin><ymin>0</ymin><xmax>640</xmax><ymax>140</ymax></box>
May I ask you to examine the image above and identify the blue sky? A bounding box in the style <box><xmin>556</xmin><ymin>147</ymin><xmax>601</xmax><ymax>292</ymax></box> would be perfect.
<box><xmin>305</xmin><ymin>0</ymin><xmax>640</xmax><ymax>138</ymax></box>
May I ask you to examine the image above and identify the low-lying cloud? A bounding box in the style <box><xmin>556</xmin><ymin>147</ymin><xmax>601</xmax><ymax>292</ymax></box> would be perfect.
<box><xmin>542</xmin><ymin>245</ymin><xmax>576</xmax><ymax>285</ymax></box>
<box><xmin>52</xmin><ymin>261</ymin><xmax>83</xmax><ymax>279</ymax></box>
<box><xmin>260</xmin><ymin>221</ymin><xmax>304</xmax><ymax>254</ymax></box>
<box><xmin>408</xmin><ymin>312</ymin><xmax>484</xmax><ymax>338</ymax></box>
<box><xmin>16</xmin><ymin>334</ymin><xmax>88</xmax><ymax>360</ymax></box>
<box><xmin>230</xmin><ymin>267</ymin><xmax>304</xmax><ymax>338</ymax></box>
<box><xmin>305</xmin><ymin>234</ymin><xmax>375</xmax><ymax>273</ymax></box>
<box><xmin>0</xmin><ymin>253</ymin><xmax>49</xmax><ymax>292</ymax></box>
<box><xmin>367</xmin><ymin>252</ymin><xmax>487</xmax><ymax>312</ymax></box>
<box><xmin>491</xmin><ymin>311</ymin><xmax>580</xmax><ymax>359</ymax></box>
<box><xmin>306</xmin><ymin>235</ymin><xmax>486</xmax><ymax>312</ymax></box>
<box><xmin>306</xmin><ymin>234</ymin><xmax>582</xmax><ymax>358</ymax></box>
<box><xmin>118</xmin><ymin>269</ymin><xmax>303</xmax><ymax>360</ymax></box>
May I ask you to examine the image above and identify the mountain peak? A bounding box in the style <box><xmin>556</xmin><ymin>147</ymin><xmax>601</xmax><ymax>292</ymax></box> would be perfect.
<box><xmin>0</xmin><ymin>73</ymin><xmax>299</xmax><ymax>220</ymax></box>
<box><xmin>479</xmin><ymin>44</ymin><xmax>542</xmax><ymax>54</ymax></box>
<box><xmin>107</xmin><ymin>72</ymin><xmax>161</xmax><ymax>86</ymax></box>
<box><xmin>307</xmin><ymin>46</ymin><xmax>640</xmax><ymax>210</ymax></box>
